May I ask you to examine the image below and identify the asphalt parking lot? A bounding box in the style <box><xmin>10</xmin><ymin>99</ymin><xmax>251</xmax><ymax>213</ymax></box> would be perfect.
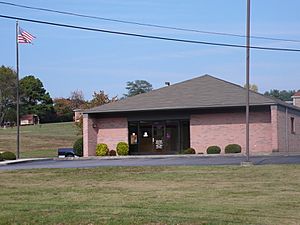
<box><xmin>0</xmin><ymin>155</ymin><xmax>300</xmax><ymax>170</ymax></box>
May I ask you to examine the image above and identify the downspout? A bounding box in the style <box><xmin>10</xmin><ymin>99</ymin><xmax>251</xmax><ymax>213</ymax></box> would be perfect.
<box><xmin>285</xmin><ymin>107</ymin><xmax>289</xmax><ymax>155</ymax></box>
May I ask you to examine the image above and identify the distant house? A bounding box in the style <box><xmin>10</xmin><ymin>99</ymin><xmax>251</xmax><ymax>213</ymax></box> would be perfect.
<box><xmin>292</xmin><ymin>91</ymin><xmax>300</xmax><ymax>107</ymax></box>
<box><xmin>83</xmin><ymin>75</ymin><xmax>300</xmax><ymax>156</ymax></box>
<box><xmin>20</xmin><ymin>114</ymin><xmax>39</xmax><ymax>126</ymax></box>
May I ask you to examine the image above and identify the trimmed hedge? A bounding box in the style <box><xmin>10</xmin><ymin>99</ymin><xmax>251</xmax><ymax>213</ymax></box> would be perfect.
<box><xmin>183</xmin><ymin>148</ymin><xmax>196</xmax><ymax>154</ymax></box>
<box><xmin>96</xmin><ymin>143</ymin><xmax>109</xmax><ymax>156</ymax></box>
<box><xmin>116</xmin><ymin>142</ymin><xmax>129</xmax><ymax>156</ymax></box>
<box><xmin>109</xmin><ymin>150</ymin><xmax>117</xmax><ymax>156</ymax></box>
<box><xmin>73</xmin><ymin>137</ymin><xmax>83</xmax><ymax>157</ymax></box>
<box><xmin>1</xmin><ymin>151</ymin><xmax>16</xmax><ymax>160</ymax></box>
<box><xmin>225</xmin><ymin>144</ymin><xmax>242</xmax><ymax>154</ymax></box>
<box><xmin>207</xmin><ymin>146</ymin><xmax>221</xmax><ymax>154</ymax></box>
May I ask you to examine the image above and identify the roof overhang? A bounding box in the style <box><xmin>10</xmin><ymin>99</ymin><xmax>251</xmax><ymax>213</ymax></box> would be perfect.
<box><xmin>84</xmin><ymin>103</ymin><xmax>276</xmax><ymax>115</ymax></box>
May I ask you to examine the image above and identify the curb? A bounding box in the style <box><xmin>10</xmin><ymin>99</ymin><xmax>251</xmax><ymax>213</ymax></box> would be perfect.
<box><xmin>53</xmin><ymin>152</ymin><xmax>300</xmax><ymax>161</ymax></box>
<box><xmin>54</xmin><ymin>153</ymin><xmax>248</xmax><ymax>161</ymax></box>
<box><xmin>0</xmin><ymin>158</ymin><xmax>50</xmax><ymax>166</ymax></box>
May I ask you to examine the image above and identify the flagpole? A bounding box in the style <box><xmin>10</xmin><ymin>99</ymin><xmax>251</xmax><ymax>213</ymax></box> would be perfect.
<box><xmin>16</xmin><ymin>20</ymin><xmax>20</xmax><ymax>159</ymax></box>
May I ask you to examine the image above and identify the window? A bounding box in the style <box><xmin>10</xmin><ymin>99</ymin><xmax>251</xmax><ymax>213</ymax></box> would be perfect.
<box><xmin>291</xmin><ymin>117</ymin><xmax>295</xmax><ymax>134</ymax></box>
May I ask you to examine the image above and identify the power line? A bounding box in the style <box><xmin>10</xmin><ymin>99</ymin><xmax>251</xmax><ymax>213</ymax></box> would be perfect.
<box><xmin>1</xmin><ymin>0</ymin><xmax>300</xmax><ymax>44</ymax></box>
<box><xmin>1</xmin><ymin>14</ymin><xmax>300</xmax><ymax>53</ymax></box>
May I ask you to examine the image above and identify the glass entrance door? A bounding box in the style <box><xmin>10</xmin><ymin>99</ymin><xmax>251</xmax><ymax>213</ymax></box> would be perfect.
<box><xmin>139</xmin><ymin>122</ymin><xmax>153</xmax><ymax>153</ymax></box>
<box><xmin>153</xmin><ymin>122</ymin><xmax>165</xmax><ymax>152</ymax></box>
<box><xmin>128</xmin><ymin>120</ymin><xmax>190</xmax><ymax>154</ymax></box>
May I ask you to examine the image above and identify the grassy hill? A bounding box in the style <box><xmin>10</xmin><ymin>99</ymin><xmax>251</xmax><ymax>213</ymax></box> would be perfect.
<box><xmin>0</xmin><ymin>122</ymin><xmax>79</xmax><ymax>158</ymax></box>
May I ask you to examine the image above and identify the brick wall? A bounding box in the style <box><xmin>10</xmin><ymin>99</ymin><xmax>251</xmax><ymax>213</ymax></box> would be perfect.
<box><xmin>190</xmin><ymin>111</ymin><xmax>272</xmax><ymax>154</ymax></box>
<box><xmin>83</xmin><ymin>114</ymin><xmax>98</xmax><ymax>157</ymax></box>
<box><xmin>271</xmin><ymin>106</ymin><xmax>279</xmax><ymax>152</ymax></box>
<box><xmin>96</xmin><ymin>117</ymin><xmax>128</xmax><ymax>151</ymax></box>
<box><xmin>288</xmin><ymin>110</ymin><xmax>300</xmax><ymax>152</ymax></box>
<box><xmin>275</xmin><ymin>105</ymin><xmax>300</xmax><ymax>153</ymax></box>
<box><xmin>84</xmin><ymin>106</ymin><xmax>300</xmax><ymax>156</ymax></box>
<box><xmin>83</xmin><ymin>115</ymin><xmax>128</xmax><ymax>156</ymax></box>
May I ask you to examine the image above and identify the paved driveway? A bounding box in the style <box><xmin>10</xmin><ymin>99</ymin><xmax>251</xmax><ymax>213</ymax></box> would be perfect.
<box><xmin>0</xmin><ymin>155</ymin><xmax>300</xmax><ymax>170</ymax></box>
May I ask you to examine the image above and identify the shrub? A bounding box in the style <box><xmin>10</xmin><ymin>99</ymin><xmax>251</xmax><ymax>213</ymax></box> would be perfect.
<box><xmin>96</xmin><ymin>143</ymin><xmax>109</xmax><ymax>156</ymax></box>
<box><xmin>116</xmin><ymin>142</ymin><xmax>129</xmax><ymax>156</ymax></box>
<box><xmin>109</xmin><ymin>150</ymin><xmax>117</xmax><ymax>156</ymax></box>
<box><xmin>207</xmin><ymin>146</ymin><xmax>221</xmax><ymax>154</ymax></box>
<box><xmin>73</xmin><ymin>137</ymin><xmax>83</xmax><ymax>157</ymax></box>
<box><xmin>183</xmin><ymin>148</ymin><xmax>196</xmax><ymax>154</ymax></box>
<box><xmin>1</xmin><ymin>151</ymin><xmax>16</xmax><ymax>160</ymax></box>
<box><xmin>0</xmin><ymin>154</ymin><xmax>3</xmax><ymax>161</ymax></box>
<box><xmin>225</xmin><ymin>144</ymin><xmax>242</xmax><ymax>154</ymax></box>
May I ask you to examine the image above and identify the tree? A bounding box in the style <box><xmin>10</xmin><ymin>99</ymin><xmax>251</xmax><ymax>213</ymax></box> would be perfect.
<box><xmin>264</xmin><ymin>89</ymin><xmax>297</xmax><ymax>101</ymax></box>
<box><xmin>73</xmin><ymin>90</ymin><xmax>118</xmax><ymax>134</ymax></box>
<box><xmin>20</xmin><ymin>75</ymin><xmax>55</xmax><ymax>123</ymax></box>
<box><xmin>70</xmin><ymin>90</ymin><xmax>86</xmax><ymax>109</ymax></box>
<box><xmin>89</xmin><ymin>90</ymin><xmax>118</xmax><ymax>108</ymax></box>
<box><xmin>124</xmin><ymin>80</ymin><xmax>153</xmax><ymax>97</ymax></box>
<box><xmin>53</xmin><ymin>98</ymin><xmax>73</xmax><ymax>122</ymax></box>
<box><xmin>0</xmin><ymin>66</ymin><xmax>17</xmax><ymax>125</ymax></box>
<box><xmin>53</xmin><ymin>90</ymin><xmax>87</xmax><ymax>123</ymax></box>
<box><xmin>244</xmin><ymin>84</ymin><xmax>258</xmax><ymax>92</ymax></box>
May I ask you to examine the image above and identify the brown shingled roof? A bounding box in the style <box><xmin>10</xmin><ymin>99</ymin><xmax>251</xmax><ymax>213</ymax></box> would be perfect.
<box><xmin>292</xmin><ymin>91</ymin><xmax>300</xmax><ymax>97</ymax></box>
<box><xmin>85</xmin><ymin>75</ymin><xmax>300</xmax><ymax>114</ymax></box>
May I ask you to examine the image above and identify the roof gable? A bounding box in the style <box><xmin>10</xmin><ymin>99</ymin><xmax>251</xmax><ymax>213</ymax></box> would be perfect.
<box><xmin>85</xmin><ymin>75</ymin><xmax>287</xmax><ymax>114</ymax></box>
<box><xmin>292</xmin><ymin>91</ymin><xmax>300</xmax><ymax>97</ymax></box>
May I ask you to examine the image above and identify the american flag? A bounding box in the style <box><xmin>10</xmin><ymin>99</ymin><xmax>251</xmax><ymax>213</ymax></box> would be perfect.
<box><xmin>18</xmin><ymin>27</ymin><xmax>35</xmax><ymax>44</ymax></box>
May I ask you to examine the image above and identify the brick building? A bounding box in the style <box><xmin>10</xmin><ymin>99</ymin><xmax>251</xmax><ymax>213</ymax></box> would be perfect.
<box><xmin>83</xmin><ymin>75</ymin><xmax>300</xmax><ymax>156</ymax></box>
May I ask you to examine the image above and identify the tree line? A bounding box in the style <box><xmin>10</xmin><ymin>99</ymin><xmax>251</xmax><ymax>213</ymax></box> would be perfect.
<box><xmin>246</xmin><ymin>84</ymin><xmax>298</xmax><ymax>101</ymax></box>
<box><xmin>0</xmin><ymin>65</ymin><xmax>153</xmax><ymax>125</ymax></box>
<box><xmin>2</xmin><ymin>64</ymin><xmax>296</xmax><ymax>126</ymax></box>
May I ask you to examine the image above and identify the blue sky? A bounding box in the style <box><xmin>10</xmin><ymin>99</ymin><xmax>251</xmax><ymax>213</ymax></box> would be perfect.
<box><xmin>1</xmin><ymin>0</ymin><xmax>300</xmax><ymax>100</ymax></box>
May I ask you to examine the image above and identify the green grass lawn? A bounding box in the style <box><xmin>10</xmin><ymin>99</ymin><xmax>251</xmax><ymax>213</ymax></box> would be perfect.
<box><xmin>0</xmin><ymin>165</ymin><xmax>299</xmax><ymax>225</ymax></box>
<box><xmin>0</xmin><ymin>122</ymin><xmax>79</xmax><ymax>158</ymax></box>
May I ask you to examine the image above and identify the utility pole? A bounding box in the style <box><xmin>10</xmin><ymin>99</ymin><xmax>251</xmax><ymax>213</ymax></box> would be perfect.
<box><xmin>16</xmin><ymin>20</ymin><xmax>20</xmax><ymax>159</ymax></box>
<box><xmin>245</xmin><ymin>0</ymin><xmax>251</xmax><ymax>162</ymax></box>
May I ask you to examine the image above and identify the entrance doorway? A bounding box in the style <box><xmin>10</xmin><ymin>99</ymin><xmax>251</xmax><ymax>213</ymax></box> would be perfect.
<box><xmin>128</xmin><ymin>120</ymin><xmax>190</xmax><ymax>154</ymax></box>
